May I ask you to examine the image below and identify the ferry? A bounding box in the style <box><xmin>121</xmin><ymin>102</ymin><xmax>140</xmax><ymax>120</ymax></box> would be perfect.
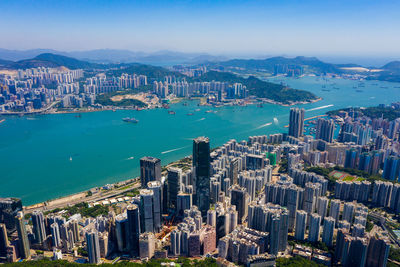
<box><xmin>122</xmin><ymin>117</ymin><xmax>139</xmax><ymax>123</ymax></box>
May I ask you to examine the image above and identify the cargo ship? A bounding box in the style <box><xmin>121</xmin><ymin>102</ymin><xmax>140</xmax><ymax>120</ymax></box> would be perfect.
<box><xmin>122</xmin><ymin>117</ymin><xmax>139</xmax><ymax>123</ymax></box>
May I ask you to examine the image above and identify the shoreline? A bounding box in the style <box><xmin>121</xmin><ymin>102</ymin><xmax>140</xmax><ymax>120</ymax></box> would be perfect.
<box><xmin>23</xmin><ymin>157</ymin><xmax>192</xmax><ymax>212</ymax></box>
<box><xmin>0</xmin><ymin>96</ymin><xmax>322</xmax><ymax>117</ymax></box>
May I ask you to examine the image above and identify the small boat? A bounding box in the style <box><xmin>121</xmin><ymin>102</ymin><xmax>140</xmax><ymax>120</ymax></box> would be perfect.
<box><xmin>168</xmin><ymin>110</ymin><xmax>176</xmax><ymax>115</ymax></box>
<box><xmin>356</xmin><ymin>89</ymin><xmax>363</xmax><ymax>92</ymax></box>
<box><xmin>0</xmin><ymin>119</ymin><xmax>5</xmax><ymax>124</ymax></box>
<box><xmin>75</xmin><ymin>114</ymin><xmax>82</xmax><ymax>118</ymax></box>
<box><xmin>322</xmin><ymin>89</ymin><xmax>331</xmax><ymax>92</ymax></box>
<box><xmin>195</xmin><ymin>109</ymin><xmax>200</xmax><ymax>112</ymax></box>
<box><xmin>122</xmin><ymin>117</ymin><xmax>139</xmax><ymax>123</ymax></box>
<box><xmin>69</xmin><ymin>156</ymin><xmax>72</xmax><ymax>161</ymax></box>
<box><xmin>187</xmin><ymin>113</ymin><xmax>194</xmax><ymax>116</ymax></box>
<box><xmin>205</xmin><ymin>110</ymin><xmax>214</xmax><ymax>113</ymax></box>
<box><xmin>381</xmin><ymin>86</ymin><xmax>388</xmax><ymax>89</ymax></box>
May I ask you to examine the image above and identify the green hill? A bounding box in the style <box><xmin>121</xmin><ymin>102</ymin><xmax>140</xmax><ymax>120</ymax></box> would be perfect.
<box><xmin>213</xmin><ymin>56</ymin><xmax>343</xmax><ymax>74</ymax></box>
<box><xmin>108</xmin><ymin>63</ymin><xmax>185</xmax><ymax>80</ymax></box>
<box><xmin>367</xmin><ymin>61</ymin><xmax>400</xmax><ymax>83</ymax></box>
<box><xmin>0</xmin><ymin>58</ymin><xmax>13</xmax><ymax>66</ymax></box>
<box><xmin>193</xmin><ymin>71</ymin><xmax>318</xmax><ymax>104</ymax></box>
<box><xmin>6</xmin><ymin>53</ymin><xmax>104</xmax><ymax>69</ymax></box>
<box><xmin>327</xmin><ymin>106</ymin><xmax>400</xmax><ymax>121</ymax></box>
<box><xmin>382</xmin><ymin>61</ymin><xmax>400</xmax><ymax>71</ymax></box>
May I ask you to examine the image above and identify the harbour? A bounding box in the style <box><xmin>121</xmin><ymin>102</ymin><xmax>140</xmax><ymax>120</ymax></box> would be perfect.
<box><xmin>1</xmin><ymin>75</ymin><xmax>400</xmax><ymax>206</ymax></box>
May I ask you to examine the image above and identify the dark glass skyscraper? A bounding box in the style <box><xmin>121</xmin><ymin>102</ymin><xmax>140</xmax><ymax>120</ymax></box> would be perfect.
<box><xmin>127</xmin><ymin>204</ymin><xmax>141</xmax><ymax>256</ymax></box>
<box><xmin>167</xmin><ymin>167</ymin><xmax>182</xmax><ymax>210</ymax></box>
<box><xmin>0</xmin><ymin>223</ymin><xmax>9</xmax><ymax>258</ymax></box>
<box><xmin>193</xmin><ymin>137</ymin><xmax>211</xmax><ymax>216</ymax></box>
<box><xmin>140</xmin><ymin>157</ymin><xmax>161</xmax><ymax>188</ymax></box>
<box><xmin>0</xmin><ymin>198</ymin><xmax>22</xmax><ymax>234</ymax></box>
<box><xmin>288</xmin><ymin>108</ymin><xmax>305</xmax><ymax>138</ymax></box>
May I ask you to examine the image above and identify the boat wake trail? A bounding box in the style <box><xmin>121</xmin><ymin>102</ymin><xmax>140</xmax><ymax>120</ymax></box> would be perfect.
<box><xmin>255</xmin><ymin>122</ymin><xmax>272</xmax><ymax>130</ymax></box>
<box><xmin>161</xmin><ymin>146</ymin><xmax>187</xmax><ymax>154</ymax></box>
<box><xmin>306</xmin><ymin>104</ymin><xmax>334</xmax><ymax>112</ymax></box>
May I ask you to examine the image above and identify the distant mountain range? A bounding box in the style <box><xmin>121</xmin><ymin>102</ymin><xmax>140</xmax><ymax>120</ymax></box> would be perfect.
<box><xmin>0</xmin><ymin>48</ymin><xmax>228</xmax><ymax>65</ymax></box>
<box><xmin>208</xmin><ymin>56</ymin><xmax>400</xmax><ymax>82</ymax></box>
<box><xmin>1</xmin><ymin>51</ymin><xmax>400</xmax><ymax>83</ymax></box>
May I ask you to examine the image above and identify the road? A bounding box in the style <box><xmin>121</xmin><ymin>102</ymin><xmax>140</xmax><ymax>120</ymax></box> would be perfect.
<box><xmin>24</xmin><ymin>182</ymin><xmax>140</xmax><ymax>213</ymax></box>
<box><xmin>0</xmin><ymin>100</ymin><xmax>60</xmax><ymax>115</ymax></box>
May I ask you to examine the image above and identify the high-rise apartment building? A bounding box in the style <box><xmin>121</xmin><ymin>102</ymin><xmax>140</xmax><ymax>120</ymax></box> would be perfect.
<box><xmin>316</xmin><ymin>118</ymin><xmax>335</xmax><ymax>143</ymax></box>
<box><xmin>289</xmin><ymin>108</ymin><xmax>305</xmax><ymax>138</ymax></box>
<box><xmin>86</xmin><ymin>230</ymin><xmax>101</xmax><ymax>264</ymax></box>
<box><xmin>15</xmin><ymin>212</ymin><xmax>30</xmax><ymax>259</ymax></box>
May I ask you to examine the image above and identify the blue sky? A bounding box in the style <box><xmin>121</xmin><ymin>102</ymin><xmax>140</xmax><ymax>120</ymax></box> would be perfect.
<box><xmin>0</xmin><ymin>0</ymin><xmax>399</xmax><ymax>56</ymax></box>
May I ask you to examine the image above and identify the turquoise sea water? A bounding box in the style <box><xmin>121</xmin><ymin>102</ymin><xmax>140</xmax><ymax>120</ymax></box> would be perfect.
<box><xmin>1</xmin><ymin>76</ymin><xmax>400</xmax><ymax>205</ymax></box>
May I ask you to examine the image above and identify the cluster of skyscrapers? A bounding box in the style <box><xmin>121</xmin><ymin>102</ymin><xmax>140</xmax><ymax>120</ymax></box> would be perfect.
<box><xmin>152</xmin><ymin>75</ymin><xmax>248</xmax><ymax>102</ymax></box>
<box><xmin>1</xmin><ymin>106</ymin><xmax>400</xmax><ymax>266</ymax></box>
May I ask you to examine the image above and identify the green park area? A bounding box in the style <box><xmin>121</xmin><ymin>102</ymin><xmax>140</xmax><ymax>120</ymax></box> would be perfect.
<box><xmin>329</xmin><ymin>170</ymin><xmax>364</xmax><ymax>182</ymax></box>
